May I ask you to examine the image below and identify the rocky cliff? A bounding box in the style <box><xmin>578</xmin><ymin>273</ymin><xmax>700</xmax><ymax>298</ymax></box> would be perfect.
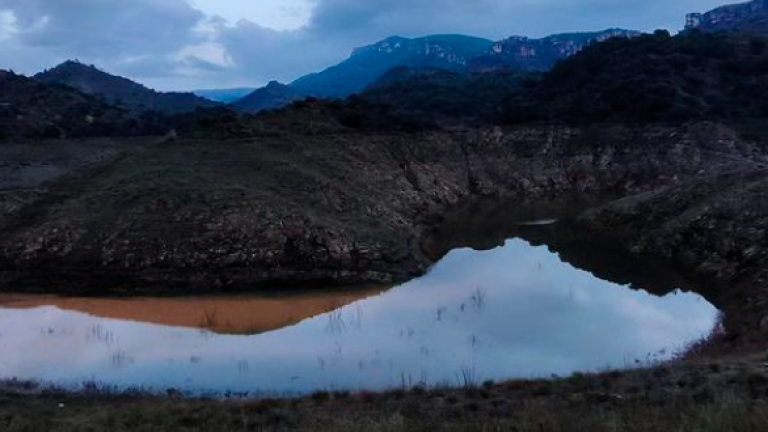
<box><xmin>469</xmin><ymin>29</ymin><xmax>640</xmax><ymax>72</ymax></box>
<box><xmin>686</xmin><ymin>0</ymin><xmax>768</xmax><ymax>33</ymax></box>
<box><xmin>350</xmin><ymin>35</ymin><xmax>494</xmax><ymax>66</ymax></box>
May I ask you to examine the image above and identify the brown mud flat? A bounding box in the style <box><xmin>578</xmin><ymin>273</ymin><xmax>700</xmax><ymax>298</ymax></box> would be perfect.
<box><xmin>0</xmin><ymin>286</ymin><xmax>385</xmax><ymax>335</ymax></box>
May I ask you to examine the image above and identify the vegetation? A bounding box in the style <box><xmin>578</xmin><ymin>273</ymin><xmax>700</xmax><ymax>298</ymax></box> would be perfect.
<box><xmin>35</xmin><ymin>61</ymin><xmax>221</xmax><ymax>115</ymax></box>
<box><xmin>11</xmin><ymin>31</ymin><xmax>768</xmax><ymax>140</ymax></box>
<box><xmin>354</xmin><ymin>31</ymin><xmax>768</xmax><ymax>127</ymax></box>
<box><xmin>3</xmin><ymin>358</ymin><xmax>768</xmax><ymax>431</ymax></box>
<box><xmin>0</xmin><ymin>70</ymin><xmax>164</xmax><ymax>140</ymax></box>
<box><xmin>232</xmin><ymin>81</ymin><xmax>307</xmax><ymax>114</ymax></box>
<box><xmin>360</xmin><ymin>67</ymin><xmax>539</xmax><ymax>126</ymax></box>
<box><xmin>504</xmin><ymin>31</ymin><xmax>768</xmax><ymax>123</ymax></box>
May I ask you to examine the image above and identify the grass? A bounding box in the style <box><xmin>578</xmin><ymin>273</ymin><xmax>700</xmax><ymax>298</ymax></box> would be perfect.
<box><xmin>2</xmin><ymin>357</ymin><xmax>768</xmax><ymax>431</ymax></box>
<box><xmin>2</xmin><ymin>390</ymin><xmax>767</xmax><ymax>431</ymax></box>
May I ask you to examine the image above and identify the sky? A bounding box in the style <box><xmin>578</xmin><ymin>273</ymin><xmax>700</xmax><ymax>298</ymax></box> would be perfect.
<box><xmin>0</xmin><ymin>0</ymin><xmax>734</xmax><ymax>91</ymax></box>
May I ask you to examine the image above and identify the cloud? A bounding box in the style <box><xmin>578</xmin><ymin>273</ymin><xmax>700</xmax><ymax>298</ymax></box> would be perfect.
<box><xmin>1</xmin><ymin>0</ymin><xmax>204</xmax><ymax>55</ymax></box>
<box><xmin>0</xmin><ymin>0</ymin><xmax>736</xmax><ymax>90</ymax></box>
<box><xmin>190</xmin><ymin>0</ymin><xmax>313</xmax><ymax>31</ymax></box>
<box><xmin>0</xmin><ymin>0</ymin><xmax>215</xmax><ymax>87</ymax></box>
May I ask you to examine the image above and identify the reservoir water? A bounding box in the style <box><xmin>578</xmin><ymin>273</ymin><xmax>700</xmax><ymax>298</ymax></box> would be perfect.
<box><xmin>0</xmin><ymin>204</ymin><xmax>720</xmax><ymax>395</ymax></box>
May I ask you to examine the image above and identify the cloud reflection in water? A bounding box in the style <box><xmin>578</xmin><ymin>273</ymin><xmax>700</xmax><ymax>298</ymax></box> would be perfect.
<box><xmin>0</xmin><ymin>239</ymin><xmax>719</xmax><ymax>395</ymax></box>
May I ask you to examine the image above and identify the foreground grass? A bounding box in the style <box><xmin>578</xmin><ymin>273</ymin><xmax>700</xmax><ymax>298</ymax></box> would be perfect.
<box><xmin>3</xmin><ymin>359</ymin><xmax>768</xmax><ymax>432</ymax></box>
<box><xmin>4</xmin><ymin>396</ymin><xmax>767</xmax><ymax>432</ymax></box>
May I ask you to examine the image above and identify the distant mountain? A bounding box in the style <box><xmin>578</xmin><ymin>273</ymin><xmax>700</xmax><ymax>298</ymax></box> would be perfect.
<box><xmin>231</xmin><ymin>81</ymin><xmax>307</xmax><ymax>114</ymax></box>
<box><xmin>469</xmin><ymin>29</ymin><xmax>642</xmax><ymax>72</ymax></box>
<box><xmin>686</xmin><ymin>0</ymin><xmax>768</xmax><ymax>33</ymax></box>
<box><xmin>194</xmin><ymin>88</ymin><xmax>257</xmax><ymax>104</ymax></box>
<box><xmin>291</xmin><ymin>35</ymin><xmax>496</xmax><ymax>98</ymax></box>
<box><xmin>234</xmin><ymin>29</ymin><xmax>640</xmax><ymax>114</ymax></box>
<box><xmin>35</xmin><ymin>61</ymin><xmax>221</xmax><ymax>114</ymax></box>
<box><xmin>0</xmin><ymin>70</ymin><xmax>158</xmax><ymax>139</ymax></box>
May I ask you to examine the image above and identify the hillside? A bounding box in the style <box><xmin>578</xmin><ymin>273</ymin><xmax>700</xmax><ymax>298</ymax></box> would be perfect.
<box><xmin>0</xmin><ymin>70</ymin><xmax>159</xmax><ymax>140</ymax></box>
<box><xmin>35</xmin><ymin>61</ymin><xmax>221</xmax><ymax>114</ymax></box>
<box><xmin>359</xmin><ymin>31</ymin><xmax>768</xmax><ymax>125</ymax></box>
<box><xmin>499</xmin><ymin>31</ymin><xmax>768</xmax><ymax>123</ymax></box>
<box><xmin>231</xmin><ymin>81</ymin><xmax>307</xmax><ymax>114</ymax></box>
<box><xmin>328</xmin><ymin>30</ymin><xmax>768</xmax><ymax>128</ymax></box>
<box><xmin>360</xmin><ymin>67</ymin><xmax>538</xmax><ymax>125</ymax></box>
<box><xmin>0</xmin><ymin>120</ymin><xmax>758</xmax><ymax>294</ymax></box>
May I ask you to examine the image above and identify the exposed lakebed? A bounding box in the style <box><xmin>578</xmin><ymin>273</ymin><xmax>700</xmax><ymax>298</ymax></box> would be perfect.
<box><xmin>0</xmin><ymin>204</ymin><xmax>720</xmax><ymax>396</ymax></box>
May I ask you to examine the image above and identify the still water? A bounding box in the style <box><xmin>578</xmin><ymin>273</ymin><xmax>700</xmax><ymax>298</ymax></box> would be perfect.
<box><xmin>0</xmin><ymin>209</ymin><xmax>720</xmax><ymax>395</ymax></box>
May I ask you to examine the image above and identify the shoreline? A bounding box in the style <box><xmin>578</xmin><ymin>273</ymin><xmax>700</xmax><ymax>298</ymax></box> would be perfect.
<box><xmin>2</xmin><ymin>345</ymin><xmax>767</xmax><ymax>431</ymax></box>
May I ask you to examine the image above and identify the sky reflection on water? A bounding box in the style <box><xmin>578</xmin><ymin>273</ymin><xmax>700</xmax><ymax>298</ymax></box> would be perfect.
<box><xmin>0</xmin><ymin>238</ymin><xmax>719</xmax><ymax>395</ymax></box>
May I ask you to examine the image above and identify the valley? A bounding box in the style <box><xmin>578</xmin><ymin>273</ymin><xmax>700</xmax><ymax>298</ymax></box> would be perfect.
<box><xmin>2</xmin><ymin>1</ymin><xmax>768</xmax><ymax>431</ymax></box>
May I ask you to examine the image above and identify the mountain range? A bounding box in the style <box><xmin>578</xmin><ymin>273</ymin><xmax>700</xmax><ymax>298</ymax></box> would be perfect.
<box><xmin>234</xmin><ymin>29</ymin><xmax>640</xmax><ymax>113</ymax></box>
<box><xmin>13</xmin><ymin>29</ymin><xmax>643</xmax><ymax>117</ymax></box>
<box><xmin>2</xmin><ymin>0</ymin><xmax>765</xmax><ymax>126</ymax></box>
<box><xmin>15</xmin><ymin>29</ymin><xmax>639</xmax><ymax>117</ymax></box>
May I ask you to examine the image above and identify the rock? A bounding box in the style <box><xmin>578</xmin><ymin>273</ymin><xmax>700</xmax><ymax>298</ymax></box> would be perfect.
<box><xmin>761</xmin><ymin>316</ymin><xmax>768</xmax><ymax>331</ymax></box>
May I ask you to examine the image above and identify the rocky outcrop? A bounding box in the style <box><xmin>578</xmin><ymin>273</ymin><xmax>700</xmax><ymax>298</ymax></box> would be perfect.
<box><xmin>686</xmin><ymin>0</ymin><xmax>768</xmax><ymax>33</ymax></box>
<box><xmin>469</xmin><ymin>29</ymin><xmax>641</xmax><ymax>72</ymax></box>
<box><xmin>0</xmin><ymin>122</ymin><xmax>762</xmax><ymax>294</ymax></box>
<box><xmin>349</xmin><ymin>36</ymin><xmax>493</xmax><ymax>66</ymax></box>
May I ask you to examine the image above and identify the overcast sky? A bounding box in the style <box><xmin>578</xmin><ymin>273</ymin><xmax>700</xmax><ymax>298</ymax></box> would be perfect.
<box><xmin>0</xmin><ymin>0</ymin><xmax>732</xmax><ymax>90</ymax></box>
